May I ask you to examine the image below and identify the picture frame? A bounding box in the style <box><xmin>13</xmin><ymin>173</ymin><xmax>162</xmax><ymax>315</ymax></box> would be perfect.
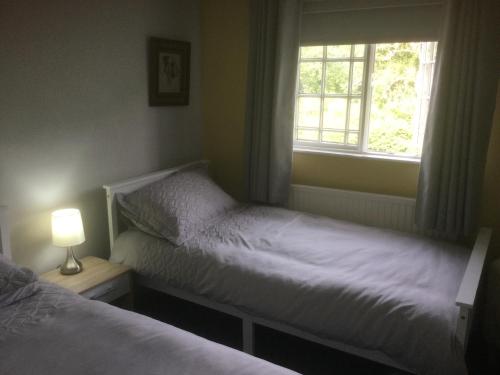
<box><xmin>148</xmin><ymin>37</ymin><xmax>190</xmax><ymax>106</ymax></box>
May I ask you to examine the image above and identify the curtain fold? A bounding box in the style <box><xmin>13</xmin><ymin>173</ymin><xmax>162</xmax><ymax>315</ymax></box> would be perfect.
<box><xmin>416</xmin><ymin>0</ymin><xmax>500</xmax><ymax>240</ymax></box>
<box><xmin>245</xmin><ymin>0</ymin><xmax>302</xmax><ymax>205</ymax></box>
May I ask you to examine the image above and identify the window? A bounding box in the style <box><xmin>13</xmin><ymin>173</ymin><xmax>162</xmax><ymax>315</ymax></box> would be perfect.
<box><xmin>294</xmin><ymin>42</ymin><xmax>437</xmax><ymax>159</ymax></box>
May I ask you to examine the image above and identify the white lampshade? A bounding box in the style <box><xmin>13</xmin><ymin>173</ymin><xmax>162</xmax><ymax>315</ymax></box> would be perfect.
<box><xmin>51</xmin><ymin>208</ymin><xmax>85</xmax><ymax>247</ymax></box>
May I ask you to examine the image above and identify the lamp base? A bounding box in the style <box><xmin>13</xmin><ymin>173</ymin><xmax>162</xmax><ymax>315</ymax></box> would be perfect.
<box><xmin>60</xmin><ymin>247</ymin><xmax>83</xmax><ymax>275</ymax></box>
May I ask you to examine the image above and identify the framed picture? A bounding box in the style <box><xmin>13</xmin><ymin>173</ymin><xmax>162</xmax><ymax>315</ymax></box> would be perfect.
<box><xmin>148</xmin><ymin>37</ymin><xmax>190</xmax><ymax>106</ymax></box>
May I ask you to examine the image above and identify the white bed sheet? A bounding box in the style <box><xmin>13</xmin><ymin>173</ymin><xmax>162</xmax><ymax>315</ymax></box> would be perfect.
<box><xmin>111</xmin><ymin>205</ymin><xmax>470</xmax><ymax>375</ymax></box>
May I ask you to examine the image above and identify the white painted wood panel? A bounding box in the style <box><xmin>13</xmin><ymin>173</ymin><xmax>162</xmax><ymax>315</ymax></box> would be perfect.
<box><xmin>289</xmin><ymin>184</ymin><xmax>416</xmax><ymax>232</ymax></box>
<box><xmin>0</xmin><ymin>206</ymin><xmax>11</xmax><ymax>259</ymax></box>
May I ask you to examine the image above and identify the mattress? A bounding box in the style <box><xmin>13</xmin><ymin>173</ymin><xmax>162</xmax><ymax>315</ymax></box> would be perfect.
<box><xmin>111</xmin><ymin>205</ymin><xmax>470</xmax><ymax>375</ymax></box>
<box><xmin>0</xmin><ymin>279</ymin><xmax>298</xmax><ymax>375</ymax></box>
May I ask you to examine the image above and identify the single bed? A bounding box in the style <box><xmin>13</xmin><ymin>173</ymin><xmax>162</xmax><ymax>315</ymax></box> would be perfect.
<box><xmin>0</xmin><ymin>206</ymin><xmax>299</xmax><ymax>375</ymax></box>
<box><xmin>103</xmin><ymin>162</ymin><xmax>491</xmax><ymax>375</ymax></box>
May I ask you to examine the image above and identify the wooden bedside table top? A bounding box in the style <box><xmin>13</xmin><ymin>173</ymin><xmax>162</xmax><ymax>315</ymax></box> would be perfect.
<box><xmin>41</xmin><ymin>256</ymin><xmax>131</xmax><ymax>295</ymax></box>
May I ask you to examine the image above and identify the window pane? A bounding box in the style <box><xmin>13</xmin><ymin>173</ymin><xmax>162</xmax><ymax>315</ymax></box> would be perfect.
<box><xmin>354</xmin><ymin>44</ymin><xmax>366</xmax><ymax>57</ymax></box>
<box><xmin>297</xmin><ymin>97</ymin><xmax>320</xmax><ymax>127</ymax></box>
<box><xmin>423</xmin><ymin>63</ymin><xmax>433</xmax><ymax>96</ymax></box>
<box><xmin>327</xmin><ymin>45</ymin><xmax>351</xmax><ymax>59</ymax></box>
<box><xmin>347</xmin><ymin>132</ymin><xmax>359</xmax><ymax>145</ymax></box>
<box><xmin>322</xmin><ymin>131</ymin><xmax>345</xmax><ymax>144</ymax></box>
<box><xmin>426</xmin><ymin>42</ymin><xmax>437</xmax><ymax>60</ymax></box>
<box><xmin>301</xmin><ymin>46</ymin><xmax>323</xmax><ymax>59</ymax></box>
<box><xmin>415</xmin><ymin>98</ymin><xmax>430</xmax><ymax>153</ymax></box>
<box><xmin>294</xmin><ymin>41</ymin><xmax>435</xmax><ymax>158</ymax></box>
<box><xmin>349</xmin><ymin>98</ymin><xmax>361</xmax><ymax>130</ymax></box>
<box><xmin>351</xmin><ymin>62</ymin><xmax>364</xmax><ymax>95</ymax></box>
<box><xmin>323</xmin><ymin>98</ymin><xmax>347</xmax><ymax>129</ymax></box>
<box><xmin>325</xmin><ymin>62</ymin><xmax>349</xmax><ymax>94</ymax></box>
<box><xmin>297</xmin><ymin>129</ymin><xmax>319</xmax><ymax>141</ymax></box>
<box><xmin>367</xmin><ymin>42</ymin><xmax>434</xmax><ymax>156</ymax></box>
<box><xmin>299</xmin><ymin>62</ymin><xmax>322</xmax><ymax>94</ymax></box>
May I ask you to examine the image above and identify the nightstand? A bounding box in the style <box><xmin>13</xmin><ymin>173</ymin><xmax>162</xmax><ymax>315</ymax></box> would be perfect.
<box><xmin>41</xmin><ymin>256</ymin><xmax>133</xmax><ymax>306</ymax></box>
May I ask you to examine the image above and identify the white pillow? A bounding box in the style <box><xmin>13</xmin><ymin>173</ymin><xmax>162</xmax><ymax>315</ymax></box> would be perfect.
<box><xmin>117</xmin><ymin>166</ymin><xmax>237</xmax><ymax>245</ymax></box>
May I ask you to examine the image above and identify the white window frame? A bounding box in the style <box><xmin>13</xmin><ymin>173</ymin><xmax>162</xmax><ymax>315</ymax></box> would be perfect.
<box><xmin>293</xmin><ymin>42</ymin><xmax>437</xmax><ymax>161</ymax></box>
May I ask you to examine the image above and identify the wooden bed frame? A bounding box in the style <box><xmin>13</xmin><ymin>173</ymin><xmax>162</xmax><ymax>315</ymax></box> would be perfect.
<box><xmin>103</xmin><ymin>161</ymin><xmax>491</xmax><ymax>373</ymax></box>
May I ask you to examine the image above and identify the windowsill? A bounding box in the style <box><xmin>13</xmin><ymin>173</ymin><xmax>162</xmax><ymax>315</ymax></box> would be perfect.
<box><xmin>293</xmin><ymin>146</ymin><xmax>421</xmax><ymax>165</ymax></box>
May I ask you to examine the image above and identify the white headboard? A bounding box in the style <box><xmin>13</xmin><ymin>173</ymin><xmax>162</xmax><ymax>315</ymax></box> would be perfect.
<box><xmin>103</xmin><ymin>160</ymin><xmax>208</xmax><ymax>251</ymax></box>
<box><xmin>0</xmin><ymin>206</ymin><xmax>12</xmax><ymax>259</ymax></box>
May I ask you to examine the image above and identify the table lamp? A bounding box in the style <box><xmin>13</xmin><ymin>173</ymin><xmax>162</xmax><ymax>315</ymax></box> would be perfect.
<box><xmin>51</xmin><ymin>208</ymin><xmax>85</xmax><ymax>275</ymax></box>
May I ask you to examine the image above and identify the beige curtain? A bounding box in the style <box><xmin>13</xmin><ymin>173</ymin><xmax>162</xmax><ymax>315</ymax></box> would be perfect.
<box><xmin>245</xmin><ymin>0</ymin><xmax>302</xmax><ymax>205</ymax></box>
<box><xmin>416</xmin><ymin>0</ymin><xmax>500</xmax><ymax>239</ymax></box>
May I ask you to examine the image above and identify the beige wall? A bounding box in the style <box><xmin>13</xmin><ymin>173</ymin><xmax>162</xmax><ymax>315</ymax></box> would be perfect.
<box><xmin>201</xmin><ymin>0</ymin><xmax>249</xmax><ymax>200</ymax></box>
<box><xmin>0</xmin><ymin>0</ymin><xmax>202</xmax><ymax>273</ymax></box>
<box><xmin>293</xmin><ymin>152</ymin><xmax>420</xmax><ymax>197</ymax></box>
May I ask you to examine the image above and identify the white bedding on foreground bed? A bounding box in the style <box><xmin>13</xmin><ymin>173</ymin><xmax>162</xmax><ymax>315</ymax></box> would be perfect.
<box><xmin>0</xmin><ymin>263</ymin><xmax>298</xmax><ymax>375</ymax></box>
<box><xmin>111</xmin><ymin>205</ymin><xmax>470</xmax><ymax>375</ymax></box>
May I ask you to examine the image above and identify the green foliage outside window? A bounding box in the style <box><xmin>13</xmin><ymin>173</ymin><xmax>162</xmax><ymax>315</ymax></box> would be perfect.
<box><xmin>299</xmin><ymin>62</ymin><xmax>322</xmax><ymax>94</ymax></box>
<box><xmin>296</xmin><ymin>42</ymin><xmax>433</xmax><ymax>157</ymax></box>
<box><xmin>368</xmin><ymin>43</ymin><xmax>421</xmax><ymax>154</ymax></box>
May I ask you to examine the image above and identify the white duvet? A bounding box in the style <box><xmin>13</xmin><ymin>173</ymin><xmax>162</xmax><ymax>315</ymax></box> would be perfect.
<box><xmin>111</xmin><ymin>205</ymin><xmax>471</xmax><ymax>375</ymax></box>
<box><xmin>0</xmin><ymin>280</ymin><xmax>299</xmax><ymax>375</ymax></box>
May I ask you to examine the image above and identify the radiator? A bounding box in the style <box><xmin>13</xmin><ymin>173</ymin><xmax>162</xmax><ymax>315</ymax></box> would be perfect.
<box><xmin>289</xmin><ymin>184</ymin><xmax>417</xmax><ymax>233</ymax></box>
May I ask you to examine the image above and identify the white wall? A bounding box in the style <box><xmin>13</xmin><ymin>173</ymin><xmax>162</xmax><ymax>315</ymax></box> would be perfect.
<box><xmin>0</xmin><ymin>0</ymin><xmax>202</xmax><ymax>272</ymax></box>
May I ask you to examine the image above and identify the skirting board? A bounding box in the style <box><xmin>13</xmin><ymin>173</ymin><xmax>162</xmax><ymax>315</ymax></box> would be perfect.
<box><xmin>289</xmin><ymin>184</ymin><xmax>416</xmax><ymax>233</ymax></box>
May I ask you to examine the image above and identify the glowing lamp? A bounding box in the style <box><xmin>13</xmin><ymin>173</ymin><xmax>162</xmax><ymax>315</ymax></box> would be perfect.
<box><xmin>51</xmin><ymin>208</ymin><xmax>85</xmax><ymax>275</ymax></box>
